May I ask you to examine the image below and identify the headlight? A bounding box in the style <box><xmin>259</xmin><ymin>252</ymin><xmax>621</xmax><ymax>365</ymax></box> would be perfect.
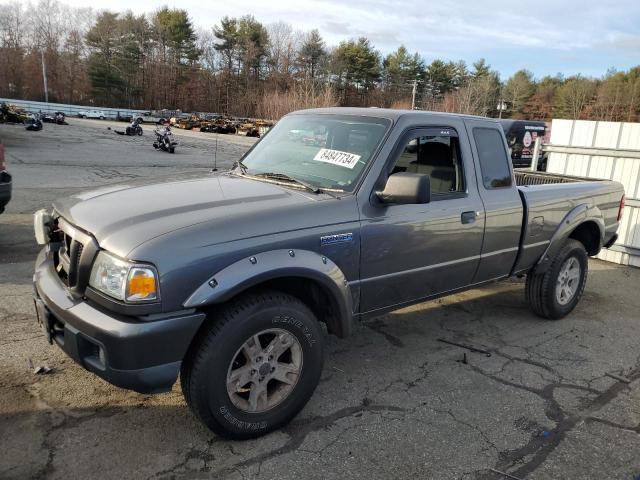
<box><xmin>89</xmin><ymin>251</ymin><xmax>159</xmax><ymax>302</ymax></box>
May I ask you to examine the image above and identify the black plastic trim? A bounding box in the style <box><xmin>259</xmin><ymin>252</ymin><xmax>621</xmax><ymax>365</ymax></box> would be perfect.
<box><xmin>85</xmin><ymin>287</ymin><xmax>163</xmax><ymax>315</ymax></box>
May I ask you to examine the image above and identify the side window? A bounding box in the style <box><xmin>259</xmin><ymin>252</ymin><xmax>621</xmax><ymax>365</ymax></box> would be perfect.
<box><xmin>391</xmin><ymin>133</ymin><xmax>465</xmax><ymax>195</ymax></box>
<box><xmin>473</xmin><ymin>128</ymin><xmax>513</xmax><ymax>188</ymax></box>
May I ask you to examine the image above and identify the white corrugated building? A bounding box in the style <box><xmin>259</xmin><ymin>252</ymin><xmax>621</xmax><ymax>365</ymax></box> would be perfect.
<box><xmin>546</xmin><ymin>119</ymin><xmax>640</xmax><ymax>267</ymax></box>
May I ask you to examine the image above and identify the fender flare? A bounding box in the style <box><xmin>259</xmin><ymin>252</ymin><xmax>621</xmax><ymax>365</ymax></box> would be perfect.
<box><xmin>183</xmin><ymin>249</ymin><xmax>354</xmax><ymax>337</ymax></box>
<box><xmin>534</xmin><ymin>203</ymin><xmax>604</xmax><ymax>273</ymax></box>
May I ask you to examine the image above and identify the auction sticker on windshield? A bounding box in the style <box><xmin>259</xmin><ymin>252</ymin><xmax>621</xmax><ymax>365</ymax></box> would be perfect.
<box><xmin>313</xmin><ymin>148</ymin><xmax>361</xmax><ymax>169</ymax></box>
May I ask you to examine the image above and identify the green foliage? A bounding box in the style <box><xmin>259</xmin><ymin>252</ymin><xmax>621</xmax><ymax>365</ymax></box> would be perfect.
<box><xmin>472</xmin><ymin>59</ymin><xmax>491</xmax><ymax>78</ymax></box>
<box><xmin>504</xmin><ymin>69</ymin><xmax>535</xmax><ymax>117</ymax></box>
<box><xmin>424</xmin><ymin>59</ymin><xmax>461</xmax><ymax>99</ymax></box>
<box><xmin>554</xmin><ymin>75</ymin><xmax>597</xmax><ymax>119</ymax></box>
<box><xmin>214</xmin><ymin>16</ymin><xmax>238</xmax><ymax>71</ymax></box>
<box><xmin>85</xmin><ymin>12</ymin><xmax>125</xmax><ymax>106</ymax></box>
<box><xmin>152</xmin><ymin>7</ymin><xmax>200</xmax><ymax>64</ymax></box>
<box><xmin>300</xmin><ymin>29</ymin><xmax>326</xmax><ymax>80</ymax></box>
<box><xmin>214</xmin><ymin>15</ymin><xmax>268</xmax><ymax>77</ymax></box>
<box><xmin>237</xmin><ymin>15</ymin><xmax>269</xmax><ymax>76</ymax></box>
<box><xmin>383</xmin><ymin>46</ymin><xmax>423</xmax><ymax>85</ymax></box>
<box><xmin>332</xmin><ymin>37</ymin><xmax>381</xmax><ymax>98</ymax></box>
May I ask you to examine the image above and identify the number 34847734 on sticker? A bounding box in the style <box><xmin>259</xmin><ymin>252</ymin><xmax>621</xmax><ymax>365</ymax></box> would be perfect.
<box><xmin>313</xmin><ymin>148</ymin><xmax>361</xmax><ymax>169</ymax></box>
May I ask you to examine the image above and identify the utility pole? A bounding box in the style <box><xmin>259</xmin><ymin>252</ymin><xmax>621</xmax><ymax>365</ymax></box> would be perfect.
<box><xmin>41</xmin><ymin>51</ymin><xmax>49</xmax><ymax>103</ymax></box>
<box><xmin>411</xmin><ymin>79</ymin><xmax>417</xmax><ymax>110</ymax></box>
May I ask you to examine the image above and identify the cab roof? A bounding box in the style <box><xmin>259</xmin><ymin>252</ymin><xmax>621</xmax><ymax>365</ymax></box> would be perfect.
<box><xmin>290</xmin><ymin>107</ymin><xmax>500</xmax><ymax>124</ymax></box>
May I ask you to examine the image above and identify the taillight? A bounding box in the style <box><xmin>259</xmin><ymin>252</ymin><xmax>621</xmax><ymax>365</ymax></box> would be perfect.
<box><xmin>618</xmin><ymin>195</ymin><xmax>625</xmax><ymax>221</ymax></box>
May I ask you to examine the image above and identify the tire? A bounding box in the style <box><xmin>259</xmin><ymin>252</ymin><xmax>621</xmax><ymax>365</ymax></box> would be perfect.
<box><xmin>180</xmin><ymin>290</ymin><xmax>324</xmax><ymax>439</ymax></box>
<box><xmin>82</xmin><ymin>115</ymin><xmax>87</xmax><ymax>119</ymax></box>
<box><xmin>525</xmin><ymin>239</ymin><xmax>588</xmax><ymax>320</ymax></box>
<box><xmin>99</xmin><ymin>116</ymin><xmax>105</xmax><ymax>120</ymax></box>
<box><xmin>169</xmin><ymin>147</ymin><xmax>175</xmax><ymax>153</ymax></box>
<box><xmin>137</xmin><ymin>127</ymin><xmax>143</xmax><ymax>136</ymax></box>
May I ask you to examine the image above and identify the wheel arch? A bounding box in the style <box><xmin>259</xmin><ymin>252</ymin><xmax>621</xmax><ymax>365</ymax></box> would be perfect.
<box><xmin>568</xmin><ymin>220</ymin><xmax>602</xmax><ymax>256</ymax></box>
<box><xmin>535</xmin><ymin>203</ymin><xmax>604</xmax><ymax>273</ymax></box>
<box><xmin>183</xmin><ymin>250</ymin><xmax>354</xmax><ymax>338</ymax></box>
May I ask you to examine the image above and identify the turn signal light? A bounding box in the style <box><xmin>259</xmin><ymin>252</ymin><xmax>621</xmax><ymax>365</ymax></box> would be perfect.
<box><xmin>126</xmin><ymin>268</ymin><xmax>158</xmax><ymax>301</ymax></box>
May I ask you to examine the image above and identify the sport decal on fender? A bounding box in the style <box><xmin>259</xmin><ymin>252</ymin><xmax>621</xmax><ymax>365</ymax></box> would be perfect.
<box><xmin>313</xmin><ymin>148</ymin><xmax>361</xmax><ymax>169</ymax></box>
<box><xmin>320</xmin><ymin>233</ymin><xmax>353</xmax><ymax>246</ymax></box>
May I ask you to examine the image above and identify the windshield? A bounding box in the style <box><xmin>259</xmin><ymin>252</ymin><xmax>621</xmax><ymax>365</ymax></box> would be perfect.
<box><xmin>238</xmin><ymin>114</ymin><xmax>391</xmax><ymax>192</ymax></box>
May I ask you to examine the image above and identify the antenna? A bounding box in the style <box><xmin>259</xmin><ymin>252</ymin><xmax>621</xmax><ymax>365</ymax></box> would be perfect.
<box><xmin>212</xmin><ymin>132</ymin><xmax>218</xmax><ymax>172</ymax></box>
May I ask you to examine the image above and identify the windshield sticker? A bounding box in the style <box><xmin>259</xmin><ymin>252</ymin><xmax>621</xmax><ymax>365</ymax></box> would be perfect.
<box><xmin>313</xmin><ymin>148</ymin><xmax>361</xmax><ymax>169</ymax></box>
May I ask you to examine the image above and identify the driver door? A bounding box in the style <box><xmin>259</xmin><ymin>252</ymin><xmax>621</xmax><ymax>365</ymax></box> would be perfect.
<box><xmin>359</xmin><ymin>126</ymin><xmax>485</xmax><ymax>314</ymax></box>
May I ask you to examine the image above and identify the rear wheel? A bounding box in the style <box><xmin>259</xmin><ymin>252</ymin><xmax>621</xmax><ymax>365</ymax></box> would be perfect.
<box><xmin>180</xmin><ymin>291</ymin><xmax>324</xmax><ymax>439</ymax></box>
<box><xmin>525</xmin><ymin>239</ymin><xmax>588</xmax><ymax>319</ymax></box>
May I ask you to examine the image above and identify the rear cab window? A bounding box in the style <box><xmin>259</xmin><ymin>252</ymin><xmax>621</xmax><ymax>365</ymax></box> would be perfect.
<box><xmin>473</xmin><ymin>128</ymin><xmax>513</xmax><ymax>189</ymax></box>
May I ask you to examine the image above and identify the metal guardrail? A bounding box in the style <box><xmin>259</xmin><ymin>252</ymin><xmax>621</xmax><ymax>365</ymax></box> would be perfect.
<box><xmin>0</xmin><ymin>97</ymin><xmax>144</xmax><ymax>119</ymax></box>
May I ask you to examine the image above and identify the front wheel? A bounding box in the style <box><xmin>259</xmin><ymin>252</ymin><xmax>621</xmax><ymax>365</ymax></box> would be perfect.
<box><xmin>180</xmin><ymin>291</ymin><xmax>324</xmax><ymax>439</ymax></box>
<box><xmin>525</xmin><ymin>239</ymin><xmax>588</xmax><ymax>319</ymax></box>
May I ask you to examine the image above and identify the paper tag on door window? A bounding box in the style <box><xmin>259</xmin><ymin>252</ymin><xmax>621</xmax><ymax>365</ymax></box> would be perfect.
<box><xmin>313</xmin><ymin>148</ymin><xmax>361</xmax><ymax>169</ymax></box>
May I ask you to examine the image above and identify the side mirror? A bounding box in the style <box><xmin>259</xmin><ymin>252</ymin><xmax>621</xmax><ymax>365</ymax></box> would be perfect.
<box><xmin>376</xmin><ymin>172</ymin><xmax>431</xmax><ymax>205</ymax></box>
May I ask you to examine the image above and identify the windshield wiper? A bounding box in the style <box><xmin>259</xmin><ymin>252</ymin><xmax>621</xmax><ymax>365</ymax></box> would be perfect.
<box><xmin>253</xmin><ymin>172</ymin><xmax>343</xmax><ymax>198</ymax></box>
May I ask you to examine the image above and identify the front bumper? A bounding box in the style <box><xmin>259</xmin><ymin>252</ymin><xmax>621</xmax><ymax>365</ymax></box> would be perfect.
<box><xmin>0</xmin><ymin>171</ymin><xmax>11</xmax><ymax>213</ymax></box>
<box><xmin>33</xmin><ymin>247</ymin><xmax>205</xmax><ymax>393</ymax></box>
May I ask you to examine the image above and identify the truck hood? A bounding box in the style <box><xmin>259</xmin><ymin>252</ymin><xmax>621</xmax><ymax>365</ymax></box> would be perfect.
<box><xmin>53</xmin><ymin>173</ymin><xmax>317</xmax><ymax>257</ymax></box>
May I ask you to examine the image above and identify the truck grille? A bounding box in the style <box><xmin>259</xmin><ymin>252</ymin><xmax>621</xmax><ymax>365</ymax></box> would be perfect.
<box><xmin>53</xmin><ymin>217</ymin><xmax>98</xmax><ymax>295</ymax></box>
<box><xmin>57</xmin><ymin>231</ymin><xmax>83</xmax><ymax>287</ymax></box>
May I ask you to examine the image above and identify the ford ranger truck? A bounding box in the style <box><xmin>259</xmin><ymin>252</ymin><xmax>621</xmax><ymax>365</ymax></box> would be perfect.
<box><xmin>32</xmin><ymin>108</ymin><xmax>625</xmax><ymax>439</ymax></box>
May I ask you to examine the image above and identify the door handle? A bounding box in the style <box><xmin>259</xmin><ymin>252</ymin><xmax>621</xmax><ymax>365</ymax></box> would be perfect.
<box><xmin>461</xmin><ymin>211</ymin><xmax>479</xmax><ymax>224</ymax></box>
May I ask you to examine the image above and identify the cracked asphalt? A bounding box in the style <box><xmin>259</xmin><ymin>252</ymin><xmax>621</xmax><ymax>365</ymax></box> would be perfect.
<box><xmin>2</xmin><ymin>119</ymin><xmax>640</xmax><ymax>480</ymax></box>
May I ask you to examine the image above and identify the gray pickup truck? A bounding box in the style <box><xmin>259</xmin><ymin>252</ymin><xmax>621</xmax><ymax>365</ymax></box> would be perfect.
<box><xmin>33</xmin><ymin>108</ymin><xmax>625</xmax><ymax>438</ymax></box>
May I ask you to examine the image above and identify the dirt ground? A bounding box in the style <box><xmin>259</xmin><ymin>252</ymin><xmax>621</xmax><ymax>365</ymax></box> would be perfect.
<box><xmin>1</xmin><ymin>118</ymin><xmax>640</xmax><ymax>480</ymax></box>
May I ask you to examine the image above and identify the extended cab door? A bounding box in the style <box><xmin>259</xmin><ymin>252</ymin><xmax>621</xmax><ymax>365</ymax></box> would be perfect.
<box><xmin>359</xmin><ymin>124</ymin><xmax>485</xmax><ymax>314</ymax></box>
<box><xmin>464</xmin><ymin>120</ymin><xmax>524</xmax><ymax>282</ymax></box>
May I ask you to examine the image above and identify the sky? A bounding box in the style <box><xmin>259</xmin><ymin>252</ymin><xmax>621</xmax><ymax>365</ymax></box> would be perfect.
<box><xmin>44</xmin><ymin>0</ymin><xmax>640</xmax><ymax>79</ymax></box>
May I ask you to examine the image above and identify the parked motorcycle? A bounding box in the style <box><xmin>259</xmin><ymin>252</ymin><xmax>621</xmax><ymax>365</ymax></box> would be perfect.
<box><xmin>126</xmin><ymin>118</ymin><xmax>143</xmax><ymax>136</ymax></box>
<box><xmin>25</xmin><ymin>113</ymin><xmax>43</xmax><ymax>131</ymax></box>
<box><xmin>114</xmin><ymin>118</ymin><xmax>143</xmax><ymax>136</ymax></box>
<box><xmin>42</xmin><ymin>112</ymin><xmax>68</xmax><ymax>125</ymax></box>
<box><xmin>153</xmin><ymin>126</ymin><xmax>177</xmax><ymax>153</ymax></box>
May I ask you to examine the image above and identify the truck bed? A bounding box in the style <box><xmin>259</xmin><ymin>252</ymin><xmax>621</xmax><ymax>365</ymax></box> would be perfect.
<box><xmin>513</xmin><ymin>170</ymin><xmax>624</xmax><ymax>273</ymax></box>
